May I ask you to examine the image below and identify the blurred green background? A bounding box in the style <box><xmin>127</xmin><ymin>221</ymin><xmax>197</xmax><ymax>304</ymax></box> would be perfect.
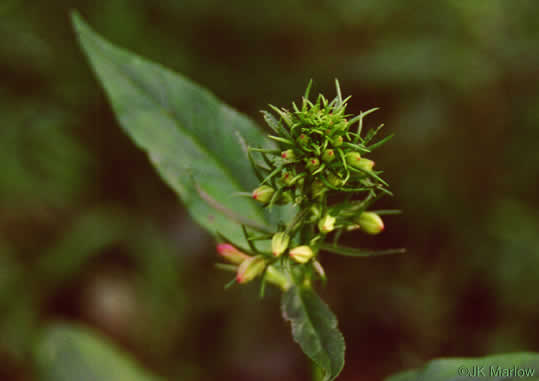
<box><xmin>2</xmin><ymin>1</ymin><xmax>539</xmax><ymax>380</ymax></box>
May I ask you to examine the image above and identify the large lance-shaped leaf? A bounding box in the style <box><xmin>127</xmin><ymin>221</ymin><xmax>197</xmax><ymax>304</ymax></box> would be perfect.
<box><xmin>282</xmin><ymin>286</ymin><xmax>345</xmax><ymax>381</ymax></box>
<box><xmin>34</xmin><ymin>324</ymin><xmax>161</xmax><ymax>381</ymax></box>
<box><xmin>72</xmin><ymin>13</ymin><xmax>278</xmax><ymax>246</ymax></box>
<box><xmin>385</xmin><ymin>352</ymin><xmax>539</xmax><ymax>381</ymax></box>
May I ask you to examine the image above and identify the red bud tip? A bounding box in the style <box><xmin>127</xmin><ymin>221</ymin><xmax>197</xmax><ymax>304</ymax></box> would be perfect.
<box><xmin>217</xmin><ymin>243</ymin><xmax>234</xmax><ymax>254</ymax></box>
<box><xmin>217</xmin><ymin>243</ymin><xmax>249</xmax><ymax>264</ymax></box>
<box><xmin>281</xmin><ymin>153</ymin><xmax>286</xmax><ymax>158</ymax></box>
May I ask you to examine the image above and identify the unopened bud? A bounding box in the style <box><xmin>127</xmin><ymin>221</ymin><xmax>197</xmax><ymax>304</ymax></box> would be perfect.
<box><xmin>297</xmin><ymin>133</ymin><xmax>310</xmax><ymax>146</ymax></box>
<box><xmin>309</xmin><ymin>204</ymin><xmax>322</xmax><ymax>222</ymax></box>
<box><xmin>322</xmin><ymin>149</ymin><xmax>336</xmax><ymax>163</ymax></box>
<box><xmin>311</xmin><ymin>179</ymin><xmax>326</xmax><ymax>199</ymax></box>
<box><xmin>289</xmin><ymin>245</ymin><xmax>314</xmax><ymax>264</ymax></box>
<box><xmin>276</xmin><ymin>191</ymin><xmax>293</xmax><ymax>205</ymax></box>
<box><xmin>252</xmin><ymin>185</ymin><xmax>274</xmax><ymax>203</ymax></box>
<box><xmin>265</xmin><ymin>266</ymin><xmax>289</xmax><ymax>290</ymax></box>
<box><xmin>281</xmin><ymin>171</ymin><xmax>295</xmax><ymax>186</ymax></box>
<box><xmin>217</xmin><ymin>243</ymin><xmax>250</xmax><ymax>264</ymax></box>
<box><xmin>346</xmin><ymin>152</ymin><xmax>362</xmax><ymax>168</ymax></box>
<box><xmin>326</xmin><ymin>171</ymin><xmax>344</xmax><ymax>187</ymax></box>
<box><xmin>305</xmin><ymin>157</ymin><xmax>320</xmax><ymax>173</ymax></box>
<box><xmin>356</xmin><ymin>158</ymin><xmax>375</xmax><ymax>172</ymax></box>
<box><xmin>272</xmin><ymin>232</ymin><xmax>290</xmax><ymax>257</ymax></box>
<box><xmin>318</xmin><ymin>214</ymin><xmax>336</xmax><ymax>234</ymax></box>
<box><xmin>236</xmin><ymin>256</ymin><xmax>266</xmax><ymax>284</ymax></box>
<box><xmin>332</xmin><ymin>135</ymin><xmax>344</xmax><ymax>147</ymax></box>
<box><xmin>356</xmin><ymin>212</ymin><xmax>384</xmax><ymax>234</ymax></box>
<box><xmin>281</xmin><ymin>149</ymin><xmax>296</xmax><ymax>162</ymax></box>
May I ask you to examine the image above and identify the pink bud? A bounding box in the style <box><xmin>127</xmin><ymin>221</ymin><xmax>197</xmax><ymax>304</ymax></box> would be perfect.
<box><xmin>217</xmin><ymin>243</ymin><xmax>249</xmax><ymax>264</ymax></box>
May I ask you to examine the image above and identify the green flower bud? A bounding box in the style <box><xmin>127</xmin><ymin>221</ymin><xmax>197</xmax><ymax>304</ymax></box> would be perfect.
<box><xmin>346</xmin><ymin>152</ymin><xmax>362</xmax><ymax>168</ymax></box>
<box><xmin>332</xmin><ymin>135</ymin><xmax>344</xmax><ymax>147</ymax></box>
<box><xmin>356</xmin><ymin>158</ymin><xmax>375</xmax><ymax>172</ymax></box>
<box><xmin>356</xmin><ymin>211</ymin><xmax>384</xmax><ymax>235</ymax></box>
<box><xmin>318</xmin><ymin>214</ymin><xmax>336</xmax><ymax>234</ymax></box>
<box><xmin>276</xmin><ymin>191</ymin><xmax>293</xmax><ymax>205</ymax></box>
<box><xmin>321</xmin><ymin>149</ymin><xmax>336</xmax><ymax>163</ymax></box>
<box><xmin>305</xmin><ymin>157</ymin><xmax>320</xmax><ymax>173</ymax></box>
<box><xmin>281</xmin><ymin>171</ymin><xmax>295</xmax><ymax>186</ymax></box>
<box><xmin>326</xmin><ymin>171</ymin><xmax>344</xmax><ymax>187</ymax></box>
<box><xmin>217</xmin><ymin>243</ymin><xmax>250</xmax><ymax>264</ymax></box>
<box><xmin>281</xmin><ymin>149</ymin><xmax>296</xmax><ymax>162</ymax></box>
<box><xmin>289</xmin><ymin>245</ymin><xmax>314</xmax><ymax>264</ymax></box>
<box><xmin>272</xmin><ymin>232</ymin><xmax>290</xmax><ymax>257</ymax></box>
<box><xmin>297</xmin><ymin>133</ymin><xmax>310</xmax><ymax>146</ymax></box>
<box><xmin>311</xmin><ymin>179</ymin><xmax>326</xmax><ymax>199</ymax></box>
<box><xmin>252</xmin><ymin>185</ymin><xmax>274</xmax><ymax>204</ymax></box>
<box><xmin>309</xmin><ymin>204</ymin><xmax>322</xmax><ymax>222</ymax></box>
<box><xmin>265</xmin><ymin>266</ymin><xmax>289</xmax><ymax>290</ymax></box>
<box><xmin>236</xmin><ymin>256</ymin><xmax>266</xmax><ymax>284</ymax></box>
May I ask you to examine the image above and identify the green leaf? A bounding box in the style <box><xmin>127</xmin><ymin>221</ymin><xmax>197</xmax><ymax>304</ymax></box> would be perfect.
<box><xmin>71</xmin><ymin>12</ymin><xmax>286</xmax><ymax>247</ymax></box>
<box><xmin>385</xmin><ymin>352</ymin><xmax>539</xmax><ymax>381</ymax></box>
<box><xmin>33</xmin><ymin>324</ymin><xmax>161</xmax><ymax>381</ymax></box>
<box><xmin>320</xmin><ymin>243</ymin><xmax>406</xmax><ymax>257</ymax></box>
<box><xmin>281</xmin><ymin>286</ymin><xmax>345</xmax><ymax>381</ymax></box>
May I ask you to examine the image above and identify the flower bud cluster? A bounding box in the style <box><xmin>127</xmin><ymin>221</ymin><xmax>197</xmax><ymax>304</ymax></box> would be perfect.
<box><xmin>215</xmin><ymin>81</ymin><xmax>399</xmax><ymax>291</ymax></box>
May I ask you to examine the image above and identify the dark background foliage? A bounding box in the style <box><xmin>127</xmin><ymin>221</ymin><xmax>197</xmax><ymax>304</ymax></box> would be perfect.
<box><xmin>1</xmin><ymin>1</ymin><xmax>539</xmax><ymax>380</ymax></box>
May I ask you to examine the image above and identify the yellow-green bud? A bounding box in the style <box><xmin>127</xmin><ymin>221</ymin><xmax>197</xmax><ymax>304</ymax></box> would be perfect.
<box><xmin>281</xmin><ymin>149</ymin><xmax>296</xmax><ymax>161</ymax></box>
<box><xmin>265</xmin><ymin>266</ymin><xmax>289</xmax><ymax>290</ymax></box>
<box><xmin>252</xmin><ymin>185</ymin><xmax>274</xmax><ymax>203</ymax></box>
<box><xmin>322</xmin><ymin>149</ymin><xmax>336</xmax><ymax>163</ymax></box>
<box><xmin>318</xmin><ymin>214</ymin><xmax>336</xmax><ymax>233</ymax></box>
<box><xmin>356</xmin><ymin>158</ymin><xmax>375</xmax><ymax>172</ymax></box>
<box><xmin>272</xmin><ymin>232</ymin><xmax>290</xmax><ymax>257</ymax></box>
<box><xmin>356</xmin><ymin>212</ymin><xmax>384</xmax><ymax>235</ymax></box>
<box><xmin>346</xmin><ymin>152</ymin><xmax>362</xmax><ymax>168</ymax></box>
<box><xmin>217</xmin><ymin>243</ymin><xmax>249</xmax><ymax>264</ymax></box>
<box><xmin>309</xmin><ymin>204</ymin><xmax>322</xmax><ymax>222</ymax></box>
<box><xmin>236</xmin><ymin>256</ymin><xmax>266</xmax><ymax>284</ymax></box>
<box><xmin>276</xmin><ymin>191</ymin><xmax>293</xmax><ymax>205</ymax></box>
<box><xmin>326</xmin><ymin>171</ymin><xmax>344</xmax><ymax>187</ymax></box>
<box><xmin>297</xmin><ymin>133</ymin><xmax>310</xmax><ymax>146</ymax></box>
<box><xmin>289</xmin><ymin>245</ymin><xmax>314</xmax><ymax>264</ymax></box>
<box><xmin>305</xmin><ymin>157</ymin><xmax>320</xmax><ymax>173</ymax></box>
<box><xmin>332</xmin><ymin>135</ymin><xmax>344</xmax><ymax>147</ymax></box>
<box><xmin>281</xmin><ymin>171</ymin><xmax>295</xmax><ymax>186</ymax></box>
<box><xmin>311</xmin><ymin>179</ymin><xmax>326</xmax><ymax>199</ymax></box>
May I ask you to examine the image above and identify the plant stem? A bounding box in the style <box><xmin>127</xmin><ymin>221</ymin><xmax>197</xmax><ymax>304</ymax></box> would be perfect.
<box><xmin>312</xmin><ymin>361</ymin><xmax>323</xmax><ymax>381</ymax></box>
